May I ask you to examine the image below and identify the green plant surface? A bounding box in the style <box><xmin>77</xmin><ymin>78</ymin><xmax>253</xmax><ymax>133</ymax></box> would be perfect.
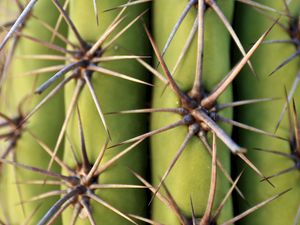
<box><xmin>150</xmin><ymin>1</ymin><xmax>235</xmax><ymax>224</ymax></box>
<box><xmin>59</xmin><ymin>1</ymin><xmax>151</xmax><ymax>224</ymax></box>
<box><xmin>234</xmin><ymin>1</ymin><xmax>300</xmax><ymax>225</ymax></box>
<box><xmin>0</xmin><ymin>0</ymin><xmax>299</xmax><ymax>224</ymax></box>
<box><xmin>0</xmin><ymin>0</ymin><xmax>67</xmax><ymax>224</ymax></box>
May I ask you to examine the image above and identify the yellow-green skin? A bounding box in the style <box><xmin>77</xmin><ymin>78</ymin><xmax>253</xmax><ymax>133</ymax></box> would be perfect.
<box><xmin>151</xmin><ymin>1</ymin><xmax>234</xmax><ymax>224</ymax></box>
<box><xmin>0</xmin><ymin>1</ymin><xmax>66</xmax><ymax>224</ymax></box>
<box><xmin>0</xmin><ymin>0</ymin><xmax>18</xmax><ymax>23</ymax></box>
<box><xmin>235</xmin><ymin>1</ymin><xmax>300</xmax><ymax>225</ymax></box>
<box><xmin>0</xmin><ymin>0</ymin><xmax>14</xmax><ymax>73</ymax></box>
<box><xmin>62</xmin><ymin>1</ymin><xmax>150</xmax><ymax>224</ymax></box>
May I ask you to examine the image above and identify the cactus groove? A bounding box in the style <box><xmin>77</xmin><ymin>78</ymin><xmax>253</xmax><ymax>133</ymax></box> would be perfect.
<box><xmin>0</xmin><ymin>0</ymin><xmax>299</xmax><ymax>225</ymax></box>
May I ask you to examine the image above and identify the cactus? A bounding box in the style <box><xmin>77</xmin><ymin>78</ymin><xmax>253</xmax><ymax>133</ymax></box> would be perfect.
<box><xmin>0</xmin><ymin>0</ymin><xmax>299</xmax><ymax>225</ymax></box>
<box><xmin>0</xmin><ymin>0</ymin><xmax>66</xmax><ymax>223</ymax></box>
<box><xmin>234</xmin><ymin>1</ymin><xmax>300</xmax><ymax>225</ymax></box>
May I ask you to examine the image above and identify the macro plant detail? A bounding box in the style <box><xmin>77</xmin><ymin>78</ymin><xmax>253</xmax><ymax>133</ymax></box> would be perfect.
<box><xmin>234</xmin><ymin>1</ymin><xmax>300</xmax><ymax>225</ymax></box>
<box><xmin>1</xmin><ymin>108</ymin><xmax>148</xmax><ymax>225</ymax></box>
<box><xmin>147</xmin><ymin>1</ymin><xmax>280</xmax><ymax>224</ymax></box>
<box><xmin>0</xmin><ymin>104</ymin><xmax>25</xmax><ymax>164</ymax></box>
<box><xmin>0</xmin><ymin>0</ymin><xmax>67</xmax><ymax>223</ymax></box>
<box><xmin>0</xmin><ymin>0</ymin><xmax>299</xmax><ymax>225</ymax></box>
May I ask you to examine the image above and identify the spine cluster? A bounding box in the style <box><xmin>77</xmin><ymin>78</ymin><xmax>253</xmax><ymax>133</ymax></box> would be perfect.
<box><xmin>0</xmin><ymin>1</ymin><xmax>299</xmax><ymax>225</ymax></box>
